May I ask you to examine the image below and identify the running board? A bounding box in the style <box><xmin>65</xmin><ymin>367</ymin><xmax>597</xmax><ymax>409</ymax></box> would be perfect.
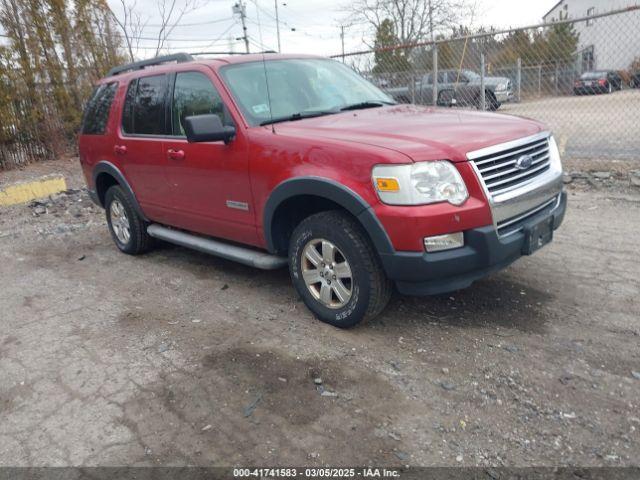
<box><xmin>147</xmin><ymin>224</ymin><xmax>288</xmax><ymax>270</ymax></box>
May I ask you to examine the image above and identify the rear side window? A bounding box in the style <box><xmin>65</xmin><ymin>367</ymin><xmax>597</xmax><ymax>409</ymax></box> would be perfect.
<box><xmin>81</xmin><ymin>82</ymin><xmax>118</xmax><ymax>135</ymax></box>
<box><xmin>171</xmin><ymin>71</ymin><xmax>231</xmax><ymax>136</ymax></box>
<box><xmin>121</xmin><ymin>74</ymin><xmax>168</xmax><ymax>135</ymax></box>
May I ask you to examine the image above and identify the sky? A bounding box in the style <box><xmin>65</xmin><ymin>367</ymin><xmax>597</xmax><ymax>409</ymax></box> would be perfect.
<box><xmin>0</xmin><ymin>0</ymin><xmax>560</xmax><ymax>58</ymax></box>
<box><xmin>104</xmin><ymin>0</ymin><xmax>561</xmax><ymax>58</ymax></box>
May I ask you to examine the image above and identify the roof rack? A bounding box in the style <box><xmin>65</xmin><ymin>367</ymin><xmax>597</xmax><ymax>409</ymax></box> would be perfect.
<box><xmin>189</xmin><ymin>50</ymin><xmax>278</xmax><ymax>56</ymax></box>
<box><xmin>107</xmin><ymin>53</ymin><xmax>194</xmax><ymax>77</ymax></box>
<box><xmin>190</xmin><ymin>51</ymin><xmax>250</xmax><ymax>56</ymax></box>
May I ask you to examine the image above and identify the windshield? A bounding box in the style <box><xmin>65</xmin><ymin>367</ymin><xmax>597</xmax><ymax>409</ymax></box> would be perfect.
<box><xmin>581</xmin><ymin>72</ymin><xmax>606</xmax><ymax>80</ymax></box>
<box><xmin>220</xmin><ymin>58</ymin><xmax>394</xmax><ymax>126</ymax></box>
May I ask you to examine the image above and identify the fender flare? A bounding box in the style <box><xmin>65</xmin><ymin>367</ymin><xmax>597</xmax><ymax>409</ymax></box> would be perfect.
<box><xmin>263</xmin><ymin>176</ymin><xmax>395</xmax><ymax>256</ymax></box>
<box><xmin>93</xmin><ymin>161</ymin><xmax>148</xmax><ymax>221</ymax></box>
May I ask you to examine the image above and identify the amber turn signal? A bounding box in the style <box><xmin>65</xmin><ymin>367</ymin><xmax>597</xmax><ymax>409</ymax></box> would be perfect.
<box><xmin>375</xmin><ymin>177</ymin><xmax>400</xmax><ymax>192</ymax></box>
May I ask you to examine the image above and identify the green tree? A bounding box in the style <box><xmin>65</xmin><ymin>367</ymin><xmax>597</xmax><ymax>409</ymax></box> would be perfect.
<box><xmin>492</xmin><ymin>29</ymin><xmax>533</xmax><ymax>67</ymax></box>
<box><xmin>372</xmin><ymin>19</ymin><xmax>412</xmax><ymax>74</ymax></box>
<box><xmin>538</xmin><ymin>23</ymin><xmax>580</xmax><ymax>65</ymax></box>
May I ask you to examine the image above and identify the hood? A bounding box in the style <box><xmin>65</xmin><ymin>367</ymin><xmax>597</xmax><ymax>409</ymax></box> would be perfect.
<box><xmin>273</xmin><ymin>104</ymin><xmax>545</xmax><ymax>162</ymax></box>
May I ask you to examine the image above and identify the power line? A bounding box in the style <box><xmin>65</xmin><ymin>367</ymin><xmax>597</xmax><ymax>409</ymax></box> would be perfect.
<box><xmin>273</xmin><ymin>3</ymin><xmax>330</xmax><ymax>29</ymax></box>
<box><xmin>248</xmin><ymin>36</ymin><xmax>273</xmax><ymax>52</ymax></box>
<box><xmin>209</xmin><ymin>20</ymin><xmax>240</xmax><ymax>44</ymax></box>
<box><xmin>0</xmin><ymin>20</ymin><xmax>238</xmax><ymax>43</ymax></box>
<box><xmin>0</xmin><ymin>31</ymin><xmax>238</xmax><ymax>50</ymax></box>
<box><xmin>144</xmin><ymin>16</ymin><xmax>234</xmax><ymax>28</ymax></box>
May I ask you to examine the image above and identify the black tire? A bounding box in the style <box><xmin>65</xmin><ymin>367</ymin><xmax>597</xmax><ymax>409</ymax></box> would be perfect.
<box><xmin>487</xmin><ymin>91</ymin><xmax>500</xmax><ymax>111</ymax></box>
<box><xmin>477</xmin><ymin>91</ymin><xmax>499</xmax><ymax>111</ymax></box>
<box><xmin>437</xmin><ymin>89</ymin><xmax>455</xmax><ymax>107</ymax></box>
<box><xmin>105</xmin><ymin>185</ymin><xmax>153</xmax><ymax>255</ymax></box>
<box><xmin>289</xmin><ymin>211</ymin><xmax>392</xmax><ymax>328</ymax></box>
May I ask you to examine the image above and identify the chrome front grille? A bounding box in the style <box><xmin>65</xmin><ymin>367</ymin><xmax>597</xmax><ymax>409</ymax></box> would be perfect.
<box><xmin>471</xmin><ymin>136</ymin><xmax>551</xmax><ymax>196</ymax></box>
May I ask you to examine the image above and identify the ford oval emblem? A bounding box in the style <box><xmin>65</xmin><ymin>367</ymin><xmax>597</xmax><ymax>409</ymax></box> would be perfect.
<box><xmin>515</xmin><ymin>154</ymin><xmax>533</xmax><ymax>170</ymax></box>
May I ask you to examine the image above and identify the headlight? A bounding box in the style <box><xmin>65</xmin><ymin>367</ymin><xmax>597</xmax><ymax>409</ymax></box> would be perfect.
<box><xmin>548</xmin><ymin>135</ymin><xmax>562</xmax><ymax>169</ymax></box>
<box><xmin>496</xmin><ymin>83</ymin><xmax>507</xmax><ymax>91</ymax></box>
<box><xmin>372</xmin><ymin>161</ymin><xmax>468</xmax><ymax>206</ymax></box>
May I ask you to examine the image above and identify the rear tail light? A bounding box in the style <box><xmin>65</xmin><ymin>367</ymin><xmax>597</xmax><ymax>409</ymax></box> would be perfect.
<box><xmin>598</xmin><ymin>79</ymin><xmax>607</xmax><ymax>86</ymax></box>
<box><xmin>574</xmin><ymin>81</ymin><xmax>581</xmax><ymax>87</ymax></box>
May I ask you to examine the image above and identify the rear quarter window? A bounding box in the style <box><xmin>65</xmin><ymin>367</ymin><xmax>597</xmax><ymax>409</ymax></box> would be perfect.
<box><xmin>81</xmin><ymin>82</ymin><xmax>118</xmax><ymax>135</ymax></box>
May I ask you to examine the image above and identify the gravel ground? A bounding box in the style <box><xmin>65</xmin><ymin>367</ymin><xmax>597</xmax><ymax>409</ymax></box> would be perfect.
<box><xmin>501</xmin><ymin>89</ymin><xmax>640</xmax><ymax>161</ymax></box>
<box><xmin>1</xmin><ymin>159</ymin><xmax>639</xmax><ymax>467</ymax></box>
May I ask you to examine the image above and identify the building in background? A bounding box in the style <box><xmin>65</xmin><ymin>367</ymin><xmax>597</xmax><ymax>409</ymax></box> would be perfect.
<box><xmin>543</xmin><ymin>0</ymin><xmax>640</xmax><ymax>71</ymax></box>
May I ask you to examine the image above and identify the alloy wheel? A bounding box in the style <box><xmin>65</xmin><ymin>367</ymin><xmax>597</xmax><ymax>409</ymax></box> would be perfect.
<box><xmin>110</xmin><ymin>199</ymin><xmax>131</xmax><ymax>245</ymax></box>
<box><xmin>301</xmin><ymin>238</ymin><xmax>353</xmax><ymax>309</ymax></box>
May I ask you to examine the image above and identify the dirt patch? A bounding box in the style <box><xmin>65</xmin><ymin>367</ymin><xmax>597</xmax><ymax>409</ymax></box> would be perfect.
<box><xmin>1</xmin><ymin>160</ymin><xmax>639</xmax><ymax>467</ymax></box>
<box><xmin>116</xmin><ymin>345</ymin><xmax>409</xmax><ymax>465</ymax></box>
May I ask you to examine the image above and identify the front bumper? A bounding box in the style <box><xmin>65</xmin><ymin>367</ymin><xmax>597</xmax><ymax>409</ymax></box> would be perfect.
<box><xmin>494</xmin><ymin>90</ymin><xmax>513</xmax><ymax>103</ymax></box>
<box><xmin>574</xmin><ymin>86</ymin><xmax>607</xmax><ymax>94</ymax></box>
<box><xmin>380</xmin><ymin>191</ymin><xmax>567</xmax><ymax>295</ymax></box>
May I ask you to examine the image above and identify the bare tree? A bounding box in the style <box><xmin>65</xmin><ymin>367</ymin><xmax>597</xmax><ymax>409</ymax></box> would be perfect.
<box><xmin>344</xmin><ymin>0</ymin><xmax>473</xmax><ymax>46</ymax></box>
<box><xmin>153</xmin><ymin>0</ymin><xmax>203</xmax><ymax>55</ymax></box>
<box><xmin>110</xmin><ymin>0</ymin><xmax>205</xmax><ymax>61</ymax></box>
<box><xmin>110</xmin><ymin>0</ymin><xmax>147</xmax><ymax>62</ymax></box>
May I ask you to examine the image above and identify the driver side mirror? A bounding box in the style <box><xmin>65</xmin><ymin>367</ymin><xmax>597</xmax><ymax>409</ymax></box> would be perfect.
<box><xmin>184</xmin><ymin>114</ymin><xmax>236</xmax><ymax>144</ymax></box>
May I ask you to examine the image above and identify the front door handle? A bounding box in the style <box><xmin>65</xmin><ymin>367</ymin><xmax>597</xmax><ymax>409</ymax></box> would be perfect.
<box><xmin>114</xmin><ymin>145</ymin><xmax>127</xmax><ymax>155</ymax></box>
<box><xmin>167</xmin><ymin>149</ymin><xmax>185</xmax><ymax>161</ymax></box>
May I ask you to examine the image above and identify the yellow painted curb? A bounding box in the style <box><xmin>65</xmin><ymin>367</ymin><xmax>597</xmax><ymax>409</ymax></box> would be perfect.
<box><xmin>0</xmin><ymin>175</ymin><xmax>68</xmax><ymax>206</ymax></box>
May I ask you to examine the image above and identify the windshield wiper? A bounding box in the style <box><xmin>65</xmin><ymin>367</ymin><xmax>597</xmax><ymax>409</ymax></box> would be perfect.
<box><xmin>260</xmin><ymin>110</ymin><xmax>335</xmax><ymax>126</ymax></box>
<box><xmin>340</xmin><ymin>101</ymin><xmax>396</xmax><ymax>111</ymax></box>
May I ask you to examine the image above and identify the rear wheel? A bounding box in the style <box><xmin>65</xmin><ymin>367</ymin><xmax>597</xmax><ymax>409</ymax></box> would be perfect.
<box><xmin>289</xmin><ymin>211</ymin><xmax>392</xmax><ymax>328</ymax></box>
<box><xmin>105</xmin><ymin>185</ymin><xmax>153</xmax><ymax>255</ymax></box>
<box><xmin>437</xmin><ymin>89</ymin><xmax>455</xmax><ymax>107</ymax></box>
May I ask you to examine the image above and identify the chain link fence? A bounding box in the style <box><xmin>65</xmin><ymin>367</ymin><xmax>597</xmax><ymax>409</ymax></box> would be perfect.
<box><xmin>334</xmin><ymin>6</ymin><xmax>640</xmax><ymax>161</ymax></box>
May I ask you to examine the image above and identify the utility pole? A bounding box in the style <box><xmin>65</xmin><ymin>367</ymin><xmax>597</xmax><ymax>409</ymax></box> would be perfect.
<box><xmin>340</xmin><ymin>25</ymin><xmax>345</xmax><ymax>62</ymax></box>
<box><xmin>232</xmin><ymin>1</ymin><xmax>250</xmax><ymax>53</ymax></box>
<box><xmin>428</xmin><ymin>0</ymin><xmax>434</xmax><ymax>42</ymax></box>
<box><xmin>274</xmin><ymin>0</ymin><xmax>281</xmax><ymax>52</ymax></box>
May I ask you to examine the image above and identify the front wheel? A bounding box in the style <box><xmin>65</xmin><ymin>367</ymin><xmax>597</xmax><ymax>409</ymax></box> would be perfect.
<box><xmin>289</xmin><ymin>211</ymin><xmax>392</xmax><ymax>328</ymax></box>
<box><xmin>105</xmin><ymin>185</ymin><xmax>154</xmax><ymax>255</ymax></box>
<box><xmin>478</xmin><ymin>91</ymin><xmax>499</xmax><ymax>111</ymax></box>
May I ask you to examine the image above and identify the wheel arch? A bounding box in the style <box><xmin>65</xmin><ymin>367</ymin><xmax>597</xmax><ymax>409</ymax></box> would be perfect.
<box><xmin>263</xmin><ymin>177</ymin><xmax>395</xmax><ymax>257</ymax></box>
<box><xmin>93</xmin><ymin>161</ymin><xmax>148</xmax><ymax>221</ymax></box>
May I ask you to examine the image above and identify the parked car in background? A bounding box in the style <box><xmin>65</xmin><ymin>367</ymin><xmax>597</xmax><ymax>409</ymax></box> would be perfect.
<box><xmin>79</xmin><ymin>53</ymin><xmax>565</xmax><ymax>328</ymax></box>
<box><xmin>630</xmin><ymin>71</ymin><xmax>640</xmax><ymax>88</ymax></box>
<box><xmin>386</xmin><ymin>69</ymin><xmax>513</xmax><ymax>111</ymax></box>
<box><xmin>573</xmin><ymin>71</ymin><xmax>623</xmax><ymax>95</ymax></box>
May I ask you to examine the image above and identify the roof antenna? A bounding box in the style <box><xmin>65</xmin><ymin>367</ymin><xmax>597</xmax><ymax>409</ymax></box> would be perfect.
<box><xmin>254</xmin><ymin>0</ymin><xmax>276</xmax><ymax>134</ymax></box>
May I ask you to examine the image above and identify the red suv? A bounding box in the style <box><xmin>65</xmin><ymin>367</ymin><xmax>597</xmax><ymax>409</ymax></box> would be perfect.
<box><xmin>79</xmin><ymin>53</ymin><xmax>566</xmax><ymax>328</ymax></box>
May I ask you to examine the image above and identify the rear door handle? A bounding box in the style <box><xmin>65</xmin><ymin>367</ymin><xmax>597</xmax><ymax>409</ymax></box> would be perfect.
<box><xmin>167</xmin><ymin>149</ymin><xmax>185</xmax><ymax>161</ymax></box>
<box><xmin>114</xmin><ymin>145</ymin><xmax>127</xmax><ymax>155</ymax></box>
